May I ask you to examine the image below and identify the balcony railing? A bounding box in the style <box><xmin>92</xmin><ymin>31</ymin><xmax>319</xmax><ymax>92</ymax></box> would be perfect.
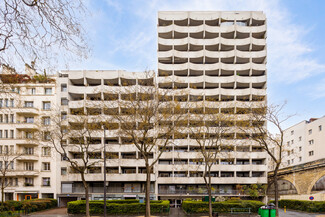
<box><xmin>158</xmin><ymin>189</ymin><xmax>247</xmax><ymax>195</ymax></box>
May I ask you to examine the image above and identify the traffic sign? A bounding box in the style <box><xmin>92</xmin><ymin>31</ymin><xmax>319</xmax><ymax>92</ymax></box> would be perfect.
<box><xmin>309</xmin><ymin>196</ymin><xmax>314</xmax><ymax>200</ymax></box>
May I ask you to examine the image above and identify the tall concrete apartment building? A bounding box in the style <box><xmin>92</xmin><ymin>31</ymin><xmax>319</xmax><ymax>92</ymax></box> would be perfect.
<box><xmin>0</xmin><ymin>65</ymin><xmax>59</xmax><ymax>201</ymax></box>
<box><xmin>156</xmin><ymin>11</ymin><xmax>267</xmax><ymax>205</ymax></box>
<box><xmin>0</xmin><ymin>11</ymin><xmax>268</xmax><ymax>206</ymax></box>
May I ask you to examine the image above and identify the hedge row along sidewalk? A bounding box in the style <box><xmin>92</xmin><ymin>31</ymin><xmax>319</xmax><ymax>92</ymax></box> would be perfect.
<box><xmin>67</xmin><ymin>199</ymin><xmax>170</xmax><ymax>215</ymax></box>
<box><xmin>182</xmin><ymin>200</ymin><xmax>264</xmax><ymax>214</ymax></box>
<box><xmin>274</xmin><ymin>199</ymin><xmax>325</xmax><ymax>213</ymax></box>
<box><xmin>0</xmin><ymin>199</ymin><xmax>57</xmax><ymax>214</ymax></box>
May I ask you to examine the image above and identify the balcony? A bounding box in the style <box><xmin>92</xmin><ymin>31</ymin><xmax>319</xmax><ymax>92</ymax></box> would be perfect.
<box><xmin>15</xmin><ymin>107</ymin><xmax>39</xmax><ymax>116</ymax></box>
<box><xmin>15</xmin><ymin>121</ymin><xmax>38</xmax><ymax>131</ymax></box>
<box><xmin>17</xmin><ymin>154</ymin><xmax>39</xmax><ymax>161</ymax></box>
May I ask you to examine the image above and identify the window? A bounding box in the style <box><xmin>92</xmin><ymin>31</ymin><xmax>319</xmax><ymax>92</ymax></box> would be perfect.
<box><xmin>24</xmin><ymin>162</ymin><xmax>34</xmax><ymax>171</ymax></box>
<box><xmin>29</xmin><ymin>88</ymin><xmax>36</xmax><ymax>95</ymax></box>
<box><xmin>299</xmin><ymin>136</ymin><xmax>302</xmax><ymax>141</ymax></box>
<box><xmin>299</xmin><ymin>146</ymin><xmax>302</xmax><ymax>152</ymax></box>
<box><xmin>24</xmin><ymin>147</ymin><xmax>34</xmax><ymax>155</ymax></box>
<box><xmin>24</xmin><ymin>177</ymin><xmax>34</xmax><ymax>186</ymax></box>
<box><xmin>5</xmin><ymin>99</ymin><xmax>8</xmax><ymax>107</ymax></box>
<box><xmin>42</xmin><ymin>147</ymin><xmax>51</xmax><ymax>156</ymax></box>
<box><xmin>299</xmin><ymin>157</ymin><xmax>302</xmax><ymax>162</ymax></box>
<box><xmin>0</xmin><ymin>115</ymin><xmax>2</xmax><ymax>123</ymax></box>
<box><xmin>291</xmin><ymin>140</ymin><xmax>294</xmax><ymax>145</ymax></box>
<box><xmin>10</xmin><ymin>99</ymin><xmax>14</xmax><ymax>107</ymax></box>
<box><xmin>4</xmin><ymin>130</ymin><xmax>8</xmax><ymax>138</ymax></box>
<box><xmin>309</xmin><ymin>151</ymin><xmax>314</xmax><ymax>156</ymax></box>
<box><xmin>0</xmin><ymin>130</ymin><xmax>2</xmax><ymax>138</ymax></box>
<box><xmin>61</xmin><ymin>98</ymin><xmax>68</xmax><ymax>105</ymax></box>
<box><xmin>287</xmin><ymin>141</ymin><xmax>290</xmax><ymax>146</ymax></box>
<box><xmin>291</xmin><ymin>130</ymin><xmax>294</xmax><ymax>135</ymax></box>
<box><xmin>43</xmin><ymin>102</ymin><xmax>51</xmax><ymax>110</ymax></box>
<box><xmin>0</xmin><ymin>99</ymin><xmax>2</xmax><ymax>107</ymax></box>
<box><xmin>61</xmin><ymin>167</ymin><xmax>67</xmax><ymax>175</ymax></box>
<box><xmin>44</xmin><ymin>132</ymin><xmax>51</xmax><ymax>140</ymax></box>
<box><xmin>291</xmin><ymin>159</ymin><xmax>294</xmax><ymax>164</ymax></box>
<box><xmin>26</xmin><ymin>132</ymin><xmax>33</xmax><ymax>139</ymax></box>
<box><xmin>42</xmin><ymin>162</ymin><xmax>50</xmax><ymax>171</ymax></box>
<box><xmin>287</xmin><ymin>160</ymin><xmax>290</xmax><ymax>165</ymax></box>
<box><xmin>45</xmin><ymin>88</ymin><xmax>52</xmax><ymax>95</ymax></box>
<box><xmin>43</xmin><ymin>117</ymin><xmax>51</xmax><ymax>125</ymax></box>
<box><xmin>319</xmin><ymin>125</ymin><xmax>322</xmax><ymax>131</ymax></box>
<box><xmin>309</xmin><ymin>129</ymin><xmax>312</xmax><ymax>135</ymax></box>
<box><xmin>4</xmin><ymin>115</ymin><xmax>8</xmax><ymax>123</ymax></box>
<box><xmin>10</xmin><ymin>114</ymin><xmax>14</xmax><ymax>123</ymax></box>
<box><xmin>287</xmin><ymin>151</ymin><xmax>290</xmax><ymax>156</ymax></box>
<box><xmin>10</xmin><ymin>130</ymin><xmax>14</xmax><ymax>138</ymax></box>
<box><xmin>309</xmin><ymin>140</ymin><xmax>314</xmax><ymax>145</ymax></box>
<box><xmin>0</xmin><ymin>161</ymin><xmax>2</xmax><ymax>169</ymax></box>
<box><xmin>61</xmin><ymin>112</ymin><xmax>67</xmax><ymax>120</ymax></box>
<box><xmin>25</xmin><ymin>101</ymin><xmax>34</xmax><ymax>108</ymax></box>
<box><xmin>61</xmin><ymin>84</ymin><xmax>67</xmax><ymax>92</ymax></box>
<box><xmin>25</xmin><ymin>117</ymin><xmax>34</xmax><ymax>123</ymax></box>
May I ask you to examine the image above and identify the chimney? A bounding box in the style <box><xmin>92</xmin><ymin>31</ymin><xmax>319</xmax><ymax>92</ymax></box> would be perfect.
<box><xmin>25</xmin><ymin>62</ymin><xmax>36</xmax><ymax>76</ymax></box>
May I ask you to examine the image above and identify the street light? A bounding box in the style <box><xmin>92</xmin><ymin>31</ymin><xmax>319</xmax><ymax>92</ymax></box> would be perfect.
<box><xmin>103</xmin><ymin>125</ymin><xmax>107</xmax><ymax>217</ymax></box>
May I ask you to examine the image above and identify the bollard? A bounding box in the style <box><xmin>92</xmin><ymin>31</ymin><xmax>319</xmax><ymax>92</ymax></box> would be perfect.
<box><xmin>284</xmin><ymin>206</ymin><xmax>286</xmax><ymax>213</ymax></box>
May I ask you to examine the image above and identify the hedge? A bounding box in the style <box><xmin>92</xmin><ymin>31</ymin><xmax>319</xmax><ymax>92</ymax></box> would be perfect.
<box><xmin>182</xmin><ymin>200</ymin><xmax>264</xmax><ymax>213</ymax></box>
<box><xmin>68</xmin><ymin>200</ymin><xmax>170</xmax><ymax>215</ymax></box>
<box><xmin>1</xmin><ymin>199</ymin><xmax>57</xmax><ymax>213</ymax></box>
<box><xmin>273</xmin><ymin>199</ymin><xmax>325</xmax><ymax>213</ymax></box>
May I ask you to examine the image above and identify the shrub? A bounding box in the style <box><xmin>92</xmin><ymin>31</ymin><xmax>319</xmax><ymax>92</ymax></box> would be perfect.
<box><xmin>67</xmin><ymin>200</ymin><xmax>170</xmax><ymax>215</ymax></box>
<box><xmin>0</xmin><ymin>199</ymin><xmax>57</xmax><ymax>213</ymax></box>
<box><xmin>182</xmin><ymin>200</ymin><xmax>264</xmax><ymax>213</ymax></box>
<box><xmin>275</xmin><ymin>199</ymin><xmax>325</xmax><ymax>213</ymax></box>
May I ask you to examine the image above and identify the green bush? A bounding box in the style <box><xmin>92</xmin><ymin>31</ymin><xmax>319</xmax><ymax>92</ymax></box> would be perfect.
<box><xmin>275</xmin><ymin>199</ymin><xmax>325</xmax><ymax>213</ymax></box>
<box><xmin>67</xmin><ymin>200</ymin><xmax>170</xmax><ymax>215</ymax></box>
<box><xmin>182</xmin><ymin>200</ymin><xmax>264</xmax><ymax>213</ymax></box>
<box><xmin>0</xmin><ymin>199</ymin><xmax>57</xmax><ymax>213</ymax></box>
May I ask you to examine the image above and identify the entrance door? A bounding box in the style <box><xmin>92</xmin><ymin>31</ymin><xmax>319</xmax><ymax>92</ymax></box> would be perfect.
<box><xmin>25</xmin><ymin>195</ymin><xmax>32</xmax><ymax>200</ymax></box>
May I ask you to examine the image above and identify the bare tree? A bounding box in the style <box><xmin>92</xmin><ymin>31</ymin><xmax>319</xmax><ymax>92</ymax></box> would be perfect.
<box><xmin>239</xmin><ymin>102</ymin><xmax>294</xmax><ymax>217</ymax></box>
<box><xmin>0</xmin><ymin>147</ymin><xmax>22</xmax><ymax>206</ymax></box>
<box><xmin>45</xmin><ymin>110</ymin><xmax>103</xmax><ymax>217</ymax></box>
<box><xmin>191</xmin><ymin>108</ymin><xmax>231</xmax><ymax>217</ymax></box>
<box><xmin>0</xmin><ymin>0</ymin><xmax>88</xmax><ymax>71</ymax></box>
<box><xmin>107</xmin><ymin>73</ymin><xmax>186</xmax><ymax>217</ymax></box>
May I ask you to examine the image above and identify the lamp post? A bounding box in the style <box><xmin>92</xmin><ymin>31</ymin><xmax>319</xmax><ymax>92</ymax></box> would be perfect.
<box><xmin>103</xmin><ymin>126</ymin><xmax>107</xmax><ymax>217</ymax></box>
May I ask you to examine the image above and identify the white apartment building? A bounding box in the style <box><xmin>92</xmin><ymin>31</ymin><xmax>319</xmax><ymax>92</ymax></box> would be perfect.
<box><xmin>157</xmin><ymin>11</ymin><xmax>267</xmax><ymax>205</ymax></box>
<box><xmin>0</xmin><ymin>65</ymin><xmax>59</xmax><ymax>201</ymax></box>
<box><xmin>281</xmin><ymin>116</ymin><xmax>325</xmax><ymax>168</ymax></box>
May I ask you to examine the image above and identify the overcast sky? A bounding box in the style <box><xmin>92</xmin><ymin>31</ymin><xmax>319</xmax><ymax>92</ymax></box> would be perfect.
<box><xmin>67</xmin><ymin>0</ymin><xmax>325</xmax><ymax>129</ymax></box>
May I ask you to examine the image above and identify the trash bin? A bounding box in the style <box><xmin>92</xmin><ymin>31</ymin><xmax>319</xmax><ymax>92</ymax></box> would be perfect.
<box><xmin>258</xmin><ymin>206</ymin><xmax>270</xmax><ymax>217</ymax></box>
<box><xmin>212</xmin><ymin>212</ymin><xmax>218</xmax><ymax>217</ymax></box>
<box><xmin>269</xmin><ymin>208</ymin><xmax>276</xmax><ymax>217</ymax></box>
<box><xmin>268</xmin><ymin>203</ymin><xmax>276</xmax><ymax>217</ymax></box>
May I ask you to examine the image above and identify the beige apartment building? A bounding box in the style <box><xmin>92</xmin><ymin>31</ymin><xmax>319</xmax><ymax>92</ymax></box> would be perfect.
<box><xmin>0</xmin><ymin>65</ymin><xmax>59</xmax><ymax>201</ymax></box>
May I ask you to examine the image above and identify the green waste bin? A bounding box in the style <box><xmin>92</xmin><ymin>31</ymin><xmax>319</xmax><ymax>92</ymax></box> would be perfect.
<box><xmin>269</xmin><ymin>208</ymin><xmax>276</xmax><ymax>217</ymax></box>
<box><xmin>258</xmin><ymin>207</ymin><xmax>269</xmax><ymax>217</ymax></box>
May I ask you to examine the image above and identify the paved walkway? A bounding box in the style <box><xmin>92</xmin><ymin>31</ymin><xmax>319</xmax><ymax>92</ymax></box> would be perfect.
<box><xmin>279</xmin><ymin>209</ymin><xmax>325</xmax><ymax>217</ymax></box>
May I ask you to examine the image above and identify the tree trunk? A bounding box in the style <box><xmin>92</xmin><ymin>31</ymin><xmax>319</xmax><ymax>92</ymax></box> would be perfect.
<box><xmin>81</xmin><ymin>173</ymin><xmax>90</xmax><ymax>217</ymax></box>
<box><xmin>274</xmin><ymin>166</ymin><xmax>279</xmax><ymax>217</ymax></box>
<box><xmin>145</xmin><ymin>163</ymin><xmax>151</xmax><ymax>217</ymax></box>
<box><xmin>208</xmin><ymin>176</ymin><xmax>213</xmax><ymax>217</ymax></box>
